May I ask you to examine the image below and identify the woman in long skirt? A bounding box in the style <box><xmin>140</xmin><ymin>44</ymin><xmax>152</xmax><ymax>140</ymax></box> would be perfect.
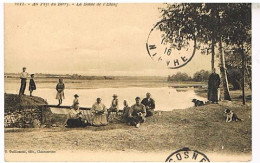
<box><xmin>56</xmin><ymin>78</ymin><xmax>65</xmax><ymax>106</ymax></box>
<box><xmin>91</xmin><ymin>98</ymin><xmax>108</xmax><ymax>126</ymax></box>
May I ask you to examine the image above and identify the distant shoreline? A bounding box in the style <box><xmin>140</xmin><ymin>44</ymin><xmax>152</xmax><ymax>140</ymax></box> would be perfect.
<box><xmin>5</xmin><ymin>77</ymin><xmax>206</xmax><ymax>90</ymax></box>
<box><xmin>4</xmin><ymin>73</ymin><xmax>169</xmax><ymax>78</ymax></box>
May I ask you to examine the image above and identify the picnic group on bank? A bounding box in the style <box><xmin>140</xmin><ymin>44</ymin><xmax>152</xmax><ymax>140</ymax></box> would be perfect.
<box><xmin>5</xmin><ymin>66</ymin><xmax>221</xmax><ymax>128</ymax></box>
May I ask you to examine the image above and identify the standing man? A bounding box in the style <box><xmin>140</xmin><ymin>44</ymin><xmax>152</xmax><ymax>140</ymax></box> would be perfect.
<box><xmin>208</xmin><ymin>68</ymin><xmax>221</xmax><ymax>103</ymax></box>
<box><xmin>129</xmin><ymin>97</ymin><xmax>146</xmax><ymax>128</ymax></box>
<box><xmin>141</xmin><ymin>92</ymin><xmax>155</xmax><ymax>117</ymax></box>
<box><xmin>19</xmin><ymin>67</ymin><xmax>29</xmax><ymax>95</ymax></box>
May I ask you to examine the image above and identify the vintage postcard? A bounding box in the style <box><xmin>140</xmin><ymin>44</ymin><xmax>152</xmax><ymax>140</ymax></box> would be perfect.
<box><xmin>4</xmin><ymin>3</ymin><xmax>252</xmax><ymax>162</ymax></box>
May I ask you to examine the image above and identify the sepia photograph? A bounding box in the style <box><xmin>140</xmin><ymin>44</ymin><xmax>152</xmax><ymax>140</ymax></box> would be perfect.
<box><xmin>3</xmin><ymin>3</ymin><xmax>252</xmax><ymax>162</ymax></box>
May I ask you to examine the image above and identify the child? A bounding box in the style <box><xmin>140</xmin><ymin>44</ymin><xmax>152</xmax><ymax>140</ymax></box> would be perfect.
<box><xmin>29</xmin><ymin>74</ymin><xmax>36</xmax><ymax>96</ymax></box>
<box><xmin>72</xmin><ymin>94</ymin><xmax>80</xmax><ymax>111</ymax></box>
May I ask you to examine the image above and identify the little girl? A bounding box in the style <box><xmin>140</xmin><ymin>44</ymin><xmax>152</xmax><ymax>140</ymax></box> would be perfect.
<box><xmin>29</xmin><ymin>74</ymin><xmax>36</xmax><ymax>96</ymax></box>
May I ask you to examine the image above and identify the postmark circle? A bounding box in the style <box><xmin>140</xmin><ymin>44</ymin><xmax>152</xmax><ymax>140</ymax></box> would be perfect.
<box><xmin>146</xmin><ymin>20</ymin><xmax>196</xmax><ymax>69</ymax></box>
<box><xmin>165</xmin><ymin>147</ymin><xmax>210</xmax><ymax>162</ymax></box>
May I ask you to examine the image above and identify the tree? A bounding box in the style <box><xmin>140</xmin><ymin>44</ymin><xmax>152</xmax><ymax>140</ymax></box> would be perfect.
<box><xmin>221</xmin><ymin>3</ymin><xmax>251</xmax><ymax>104</ymax></box>
<box><xmin>160</xmin><ymin>3</ymin><xmax>251</xmax><ymax>101</ymax></box>
<box><xmin>168</xmin><ymin>72</ymin><xmax>192</xmax><ymax>81</ymax></box>
<box><xmin>226</xmin><ymin>65</ymin><xmax>243</xmax><ymax>90</ymax></box>
<box><xmin>193</xmin><ymin>70</ymin><xmax>210</xmax><ymax>82</ymax></box>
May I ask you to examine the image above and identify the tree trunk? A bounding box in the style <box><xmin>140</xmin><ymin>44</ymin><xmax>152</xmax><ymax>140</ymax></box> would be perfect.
<box><xmin>245</xmin><ymin>66</ymin><xmax>252</xmax><ymax>90</ymax></box>
<box><xmin>241</xmin><ymin>47</ymin><xmax>246</xmax><ymax>105</ymax></box>
<box><xmin>211</xmin><ymin>39</ymin><xmax>215</xmax><ymax>72</ymax></box>
<box><xmin>218</xmin><ymin>39</ymin><xmax>231</xmax><ymax>101</ymax></box>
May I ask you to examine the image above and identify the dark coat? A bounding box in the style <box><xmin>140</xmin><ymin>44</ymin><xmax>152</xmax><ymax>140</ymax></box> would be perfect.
<box><xmin>29</xmin><ymin>79</ymin><xmax>36</xmax><ymax>91</ymax></box>
<box><xmin>141</xmin><ymin>98</ymin><xmax>155</xmax><ymax>110</ymax></box>
<box><xmin>208</xmin><ymin>73</ymin><xmax>220</xmax><ymax>102</ymax></box>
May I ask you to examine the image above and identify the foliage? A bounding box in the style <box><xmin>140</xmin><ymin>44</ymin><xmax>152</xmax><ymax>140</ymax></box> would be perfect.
<box><xmin>193</xmin><ymin>70</ymin><xmax>210</xmax><ymax>82</ymax></box>
<box><xmin>160</xmin><ymin>3</ymin><xmax>251</xmax><ymax>100</ymax></box>
<box><xmin>168</xmin><ymin>72</ymin><xmax>191</xmax><ymax>82</ymax></box>
<box><xmin>159</xmin><ymin>3</ymin><xmax>251</xmax><ymax>55</ymax></box>
<box><xmin>167</xmin><ymin>70</ymin><xmax>210</xmax><ymax>82</ymax></box>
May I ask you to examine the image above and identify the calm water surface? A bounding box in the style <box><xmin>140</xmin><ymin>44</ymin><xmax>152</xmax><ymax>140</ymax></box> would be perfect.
<box><xmin>5</xmin><ymin>79</ymin><xmax>206</xmax><ymax>111</ymax></box>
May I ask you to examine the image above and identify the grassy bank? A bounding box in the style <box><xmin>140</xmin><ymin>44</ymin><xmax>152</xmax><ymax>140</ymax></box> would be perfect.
<box><xmin>5</xmin><ymin>101</ymin><xmax>251</xmax><ymax>154</ymax></box>
<box><xmin>195</xmin><ymin>87</ymin><xmax>252</xmax><ymax>102</ymax></box>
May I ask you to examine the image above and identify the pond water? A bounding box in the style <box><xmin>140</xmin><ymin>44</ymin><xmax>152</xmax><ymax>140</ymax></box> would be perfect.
<box><xmin>5</xmin><ymin>87</ymin><xmax>206</xmax><ymax>111</ymax></box>
<box><xmin>4</xmin><ymin>79</ymin><xmax>206</xmax><ymax>111</ymax></box>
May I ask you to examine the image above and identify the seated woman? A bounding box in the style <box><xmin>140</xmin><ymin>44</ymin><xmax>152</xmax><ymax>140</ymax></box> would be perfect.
<box><xmin>121</xmin><ymin>100</ymin><xmax>131</xmax><ymax>123</ymax></box>
<box><xmin>108</xmin><ymin>94</ymin><xmax>119</xmax><ymax>121</ymax></box>
<box><xmin>64</xmin><ymin>94</ymin><xmax>82</xmax><ymax>127</ymax></box>
<box><xmin>69</xmin><ymin>94</ymin><xmax>80</xmax><ymax>118</ymax></box>
<box><xmin>91</xmin><ymin>98</ymin><xmax>108</xmax><ymax>126</ymax></box>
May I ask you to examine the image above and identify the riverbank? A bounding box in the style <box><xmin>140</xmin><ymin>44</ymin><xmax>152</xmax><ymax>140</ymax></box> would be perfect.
<box><xmin>195</xmin><ymin>87</ymin><xmax>252</xmax><ymax>102</ymax></box>
<box><xmin>5</xmin><ymin>99</ymin><xmax>251</xmax><ymax>160</ymax></box>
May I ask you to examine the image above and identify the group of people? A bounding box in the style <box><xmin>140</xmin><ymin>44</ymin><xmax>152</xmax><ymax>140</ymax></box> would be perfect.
<box><xmin>19</xmin><ymin>67</ymin><xmax>36</xmax><ymax>96</ymax></box>
<box><xmin>18</xmin><ymin>67</ymin><xmax>66</xmax><ymax>106</ymax></box>
<box><xmin>66</xmin><ymin>92</ymin><xmax>155</xmax><ymax>128</ymax></box>
<box><xmin>16</xmin><ymin>66</ymin><xmax>223</xmax><ymax>129</ymax></box>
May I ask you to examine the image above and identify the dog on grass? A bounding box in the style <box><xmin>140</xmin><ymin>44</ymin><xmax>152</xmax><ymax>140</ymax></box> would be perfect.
<box><xmin>137</xmin><ymin>112</ymin><xmax>143</xmax><ymax>117</ymax></box>
<box><xmin>192</xmin><ymin>99</ymin><xmax>204</xmax><ymax>107</ymax></box>
<box><xmin>224</xmin><ymin>109</ymin><xmax>243</xmax><ymax>122</ymax></box>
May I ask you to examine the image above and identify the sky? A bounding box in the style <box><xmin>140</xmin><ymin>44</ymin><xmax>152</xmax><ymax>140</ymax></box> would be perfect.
<box><xmin>4</xmin><ymin>3</ymin><xmax>211</xmax><ymax>76</ymax></box>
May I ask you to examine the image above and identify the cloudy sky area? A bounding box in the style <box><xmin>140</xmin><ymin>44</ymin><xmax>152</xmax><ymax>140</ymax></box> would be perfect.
<box><xmin>4</xmin><ymin>3</ymin><xmax>211</xmax><ymax>76</ymax></box>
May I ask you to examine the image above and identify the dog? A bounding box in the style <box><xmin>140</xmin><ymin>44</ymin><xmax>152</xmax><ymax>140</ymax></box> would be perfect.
<box><xmin>137</xmin><ymin>112</ymin><xmax>143</xmax><ymax>117</ymax></box>
<box><xmin>192</xmin><ymin>99</ymin><xmax>204</xmax><ymax>107</ymax></box>
<box><xmin>224</xmin><ymin>109</ymin><xmax>242</xmax><ymax>122</ymax></box>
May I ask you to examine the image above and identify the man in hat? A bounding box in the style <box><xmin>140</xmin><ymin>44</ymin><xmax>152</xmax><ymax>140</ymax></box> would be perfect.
<box><xmin>141</xmin><ymin>92</ymin><xmax>155</xmax><ymax>117</ymax></box>
<box><xmin>19</xmin><ymin>67</ymin><xmax>29</xmax><ymax>95</ymax></box>
<box><xmin>129</xmin><ymin>97</ymin><xmax>146</xmax><ymax>128</ymax></box>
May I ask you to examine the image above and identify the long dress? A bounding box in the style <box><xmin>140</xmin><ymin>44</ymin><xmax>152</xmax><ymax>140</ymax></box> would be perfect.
<box><xmin>29</xmin><ymin>79</ymin><xmax>36</xmax><ymax>91</ymax></box>
<box><xmin>56</xmin><ymin>83</ymin><xmax>65</xmax><ymax>99</ymax></box>
<box><xmin>68</xmin><ymin>98</ymin><xmax>80</xmax><ymax>119</ymax></box>
<box><xmin>91</xmin><ymin>102</ymin><xmax>108</xmax><ymax>126</ymax></box>
<box><xmin>208</xmin><ymin>73</ymin><xmax>220</xmax><ymax>102</ymax></box>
